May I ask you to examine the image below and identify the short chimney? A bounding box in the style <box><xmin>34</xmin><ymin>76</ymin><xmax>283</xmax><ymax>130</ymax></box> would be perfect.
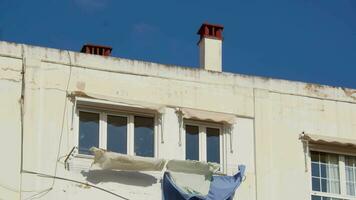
<box><xmin>197</xmin><ymin>23</ymin><xmax>223</xmax><ymax>72</ymax></box>
<box><xmin>81</xmin><ymin>44</ymin><xmax>112</xmax><ymax>56</ymax></box>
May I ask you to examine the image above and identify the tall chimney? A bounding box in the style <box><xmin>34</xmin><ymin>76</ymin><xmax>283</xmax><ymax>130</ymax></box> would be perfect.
<box><xmin>81</xmin><ymin>44</ymin><xmax>112</xmax><ymax>56</ymax></box>
<box><xmin>197</xmin><ymin>23</ymin><xmax>224</xmax><ymax>72</ymax></box>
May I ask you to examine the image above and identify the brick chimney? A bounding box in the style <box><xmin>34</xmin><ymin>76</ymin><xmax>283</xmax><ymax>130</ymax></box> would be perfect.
<box><xmin>81</xmin><ymin>44</ymin><xmax>112</xmax><ymax>56</ymax></box>
<box><xmin>197</xmin><ymin>23</ymin><xmax>224</xmax><ymax>72</ymax></box>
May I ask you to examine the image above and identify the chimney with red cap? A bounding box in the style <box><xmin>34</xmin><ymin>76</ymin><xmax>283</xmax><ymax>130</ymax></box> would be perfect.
<box><xmin>197</xmin><ymin>23</ymin><xmax>224</xmax><ymax>72</ymax></box>
<box><xmin>81</xmin><ymin>44</ymin><xmax>112</xmax><ymax>56</ymax></box>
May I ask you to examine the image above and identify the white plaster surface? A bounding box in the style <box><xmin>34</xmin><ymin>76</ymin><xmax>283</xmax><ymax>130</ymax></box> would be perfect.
<box><xmin>0</xmin><ymin>41</ymin><xmax>355</xmax><ymax>199</ymax></box>
<box><xmin>199</xmin><ymin>37</ymin><xmax>222</xmax><ymax>72</ymax></box>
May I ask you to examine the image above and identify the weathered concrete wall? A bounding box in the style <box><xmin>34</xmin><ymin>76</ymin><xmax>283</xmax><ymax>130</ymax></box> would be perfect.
<box><xmin>254</xmin><ymin>89</ymin><xmax>356</xmax><ymax>200</ymax></box>
<box><xmin>0</xmin><ymin>41</ymin><xmax>355</xmax><ymax>200</ymax></box>
<box><xmin>0</xmin><ymin>53</ymin><xmax>22</xmax><ymax>199</ymax></box>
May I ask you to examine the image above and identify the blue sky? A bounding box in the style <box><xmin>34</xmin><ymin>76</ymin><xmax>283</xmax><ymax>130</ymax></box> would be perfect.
<box><xmin>0</xmin><ymin>0</ymin><xmax>355</xmax><ymax>88</ymax></box>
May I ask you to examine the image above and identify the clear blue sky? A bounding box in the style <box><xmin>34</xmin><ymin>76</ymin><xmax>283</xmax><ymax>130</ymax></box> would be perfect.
<box><xmin>1</xmin><ymin>0</ymin><xmax>355</xmax><ymax>88</ymax></box>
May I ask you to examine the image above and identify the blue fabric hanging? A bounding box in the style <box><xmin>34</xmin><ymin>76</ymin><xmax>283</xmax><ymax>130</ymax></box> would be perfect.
<box><xmin>162</xmin><ymin>165</ymin><xmax>246</xmax><ymax>200</ymax></box>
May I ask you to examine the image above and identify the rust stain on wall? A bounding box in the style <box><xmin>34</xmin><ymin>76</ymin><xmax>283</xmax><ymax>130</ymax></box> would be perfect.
<box><xmin>342</xmin><ymin>88</ymin><xmax>356</xmax><ymax>101</ymax></box>
<box><xmin>70</xmin><ymin>91</ymin><xmax>91</xmax><ymax>98</ymax></box>
<box><xmin>76</xmin><ymin>183</ymin><xmax>91</xmax><ymax>189</ymax></box>
<box><xmin>304</xmin><ymin>83</ymin><xmax>328</xmax><ymax>98</ymax></box>
<box><xmin>76</xmin><ymin>81</ymin><xmax>86</xmax><ymax>90</ymax></box>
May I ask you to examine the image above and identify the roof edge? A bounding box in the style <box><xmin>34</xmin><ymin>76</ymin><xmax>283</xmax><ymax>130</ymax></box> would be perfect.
<box><xmin>0</xmin><ymin>40</ymin><xmax>355</xmax><ymax>104</ymax></box>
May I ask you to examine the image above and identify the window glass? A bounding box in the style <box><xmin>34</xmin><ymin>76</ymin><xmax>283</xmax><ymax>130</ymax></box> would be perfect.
<box><xmin>311</xmin><ymin>151</ymin><xmax>340</xmax><ymax>194</ymax></box>
<box><xmin>134</xmin><ymin>116</ymin><xmax>154</xmax><ymax>157</ymax></box>
<box><xmin>311</xmin><ymin>196</ymin><xmax>321</xmax><ymax>200</ymax></box>
<box><xmin>206</xmin><ymin>127</ymin><xmax>220</xmax><ymax>163</ymax></box>
<box><xmin>79</xmin><ymin>111</ymin><xmax>99</xmax><ymax>155</ymax></box>
<box><xmin>185</xmin><ymin>125</ymin><xmax>199</xmax><ymax>161</ymax></box>
<box><xmin>345</xmin><ymin>156</ymin><xmax>356</xmax><ymax>196</ymax></box>
<box><xmin>311</xmin><ymin>196</ymin><xmax>344</xmax><ymax>200</ymax></box>
<box><xmin>107</xmin><ymin>115</ymin><xmax>127</xmax><ymax>154</ymax></box>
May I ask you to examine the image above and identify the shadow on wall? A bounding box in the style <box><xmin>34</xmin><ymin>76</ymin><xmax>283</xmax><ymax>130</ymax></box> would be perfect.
<box><xmin>81</xmin><ymin>170</ymin><xmax>159</xmax><ymax>187</ymax></box>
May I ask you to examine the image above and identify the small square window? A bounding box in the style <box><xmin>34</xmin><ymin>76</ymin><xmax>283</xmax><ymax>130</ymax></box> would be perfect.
<box><xmin>184</xmin><ymin>121</ymin><xmax>223</xmax><ymax>167</ymax></box>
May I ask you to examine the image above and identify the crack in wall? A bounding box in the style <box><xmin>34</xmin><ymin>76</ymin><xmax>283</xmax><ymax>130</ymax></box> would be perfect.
<box><xmin>0</xmin><ymin>67</ymin><xmax>22</xmax><ymax>72</ymax></box>
<box><xmin>28</xmin><ymin>87</ymin><xmax>68</xmax><ymax>93</ymax></box>
<box><xmin>0</xmin><ymin>78</ymin><xmax>21</xmax><ymax>83</ymax></box>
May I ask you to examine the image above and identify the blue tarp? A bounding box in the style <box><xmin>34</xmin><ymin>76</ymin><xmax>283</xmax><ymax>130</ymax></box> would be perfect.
<box><xmin>162</xmin><ymin>165</ymin><xmax>246</xmax><ymax>200</ymax></box>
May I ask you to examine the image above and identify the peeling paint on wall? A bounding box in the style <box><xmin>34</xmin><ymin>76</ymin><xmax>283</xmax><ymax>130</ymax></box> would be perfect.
<box><xmin>304</xmin><ymin>83</ymin><xmax>328</xmax><ymax>98</ymax></box>
<box><xmin>342</xmin><ymin>88</ymin><xmax>356</xmax><ymax>101</ymax></box>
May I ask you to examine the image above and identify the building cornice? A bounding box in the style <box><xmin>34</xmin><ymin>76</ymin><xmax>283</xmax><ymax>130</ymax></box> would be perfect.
<box><xmin>0</xmin><ymin>40</ymin><xmax>355</xmax><ymax>104</ymax></box>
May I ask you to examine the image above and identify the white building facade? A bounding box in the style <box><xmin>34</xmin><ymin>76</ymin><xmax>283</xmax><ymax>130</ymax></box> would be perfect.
<box><xmin>1</xmin><ymin>23</ymin><xmax>356</xmax><ymax>200</ymax></box>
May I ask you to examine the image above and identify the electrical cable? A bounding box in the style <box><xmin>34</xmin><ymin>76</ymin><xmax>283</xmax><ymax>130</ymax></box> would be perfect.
<box><xmin>20</xmin><ymin>51</ymin><xmax>73</xmax><ymax>199</ymax></box>
<box><xmin>22</xmin><ymin>170</ymin><xmax>130</xmax><ymax>200</ymax></box>
<box><xmin>19</xmin><ymin>51</ymin><xmax>130</xmax><ymax>200</ymax></box>
<box><xmin>19</xmin><ymin>44</ymin><xmax>25</xmax><ymax>196</ymax></box>
<box><xmin>23</xmin><ymin>188</ymin><xmax>52</xmax><ymax>200</ymax></box>
<box><xmin>50</xmin><ymin>50</ymin><xmax>73</xmax><ymax>187</ymax></box>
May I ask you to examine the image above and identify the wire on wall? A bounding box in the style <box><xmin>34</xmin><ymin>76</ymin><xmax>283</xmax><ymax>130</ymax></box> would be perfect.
<box><xmin>20</xmin><ymin>51</ymin><xmax>74</xmax><ymax>198</ymax></box>
<box><xmin>50</xmin><ymin>50</ymin><xmax>74</xmax><ymax>186</ymax></box>
<box><xmin>22</xmin><ymin>170</ymin><xmax>130</xmax><ymax>200</ymax></box>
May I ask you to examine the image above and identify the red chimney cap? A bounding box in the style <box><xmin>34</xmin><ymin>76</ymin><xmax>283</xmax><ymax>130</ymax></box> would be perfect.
<box><xmin>80</xmin><ymin>44</ymin><xmax>112</xmax><ymax>56</ymax></box>
<box><xmin>197</xmin><ymin>23</ymin><xmax>224</xmax><ymax>41</ymax></box>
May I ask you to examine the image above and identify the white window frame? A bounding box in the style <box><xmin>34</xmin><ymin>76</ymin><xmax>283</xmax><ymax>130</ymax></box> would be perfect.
<box><xmin>309</xmin><ymin>150</ymin><xmax>356</xmax><ymax>200</ymax></box>
<box><xmin>183</xmin><ymin>120</ymin><xmax>226</xmax><ymax>172</ymax></box>
<box><xmin>74</xmin><ymin>106</ymin><xmax>158</xmax><ymax>158</ymax></box>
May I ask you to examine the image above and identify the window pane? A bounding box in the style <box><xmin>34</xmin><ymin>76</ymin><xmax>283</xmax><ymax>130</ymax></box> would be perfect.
<box><xmin>107</xmin><ymin>115</ymin><xmax>127</xmax><ymax>154</ymax></box>
<box><xmin>186</xmin><ymin>125</ymin><xmax>199</xmax><ymax>161</ymax></box>
<box><xmin>347</xmin><ymin>182</ymin><xmax>355</xmax><ymax>196</ymax></box>
<box><xmin>134</xmin><ymin>116</ymin><xmax>154</xmax><ymax>157</ymax></box>
<box><xmin>321</xmin><ymin>178</ymin><xmax>327</xmax><ymax>192</ymax></box>
<box><xmin>328</xmin><ymin>180</ymin><xmax>340</xmax><ymax>194</ymax></box>
<box><xmin>346</xmin><ymin>156</ymin><xmax>356</xmax><ymax>196</ymax></box>
<box><xmin>312</xmin><ymin>163</ymin><xmax>320</xmax><ymax>177</ymax></box>
<box><xmin>206</xmin><ymin>128</ymin><xmax>220</xmax><ymax>163</ymax></box>
<box><xmin>311</xmin><ymin>151</ymin><xmax>319</xmax><ymax>162</ymax></box>
<box><xmin>320</xmin><ymin>152</ymin><xmax>327</xmax><ymax>163</ymax></box>
<box><xmin>311</xmin><ymin>196</ymin><xmax>343</xmax><ymax>200</ymax></box>
<box><xmin>79</xmin><ymin>111</ymin><xmax>99</xmax><ymax>155</ymax></box>
<box><xmin>312</xmin><ymin>177</ymin><xmax>321</xmax><ymax>191</ymax></box>
<box><xmin>321</xmin><ymin>164</ymin><xmax>327</xmax><ymax>178</ymax></box>
<box><xmin>328</xmin><ymin>154</ymin><xmax>338</xmax><ymax>165</ymax></box>
<box><xmin>311</xmin><ymin>196</ymin><xmax>321</xmax><ymax>200</ymax></box>
<box><xmin>310</xmin><ymin>152</ymin><xmax>340</xmax><ymax>195</ymax></box>
<box><xmin>328</xmin><ymin>165</ymin><xmax>339</xmax><ymax>179</ymax></box>
<box><xmin>346</xmin><ymin>166</ymin><xmax>354</xmax><ymax>181</ymax></box>
<box><xmin>346</xmin><ymin>156</ymin><xmax>356</xmax><ymax>166</ymax></box>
